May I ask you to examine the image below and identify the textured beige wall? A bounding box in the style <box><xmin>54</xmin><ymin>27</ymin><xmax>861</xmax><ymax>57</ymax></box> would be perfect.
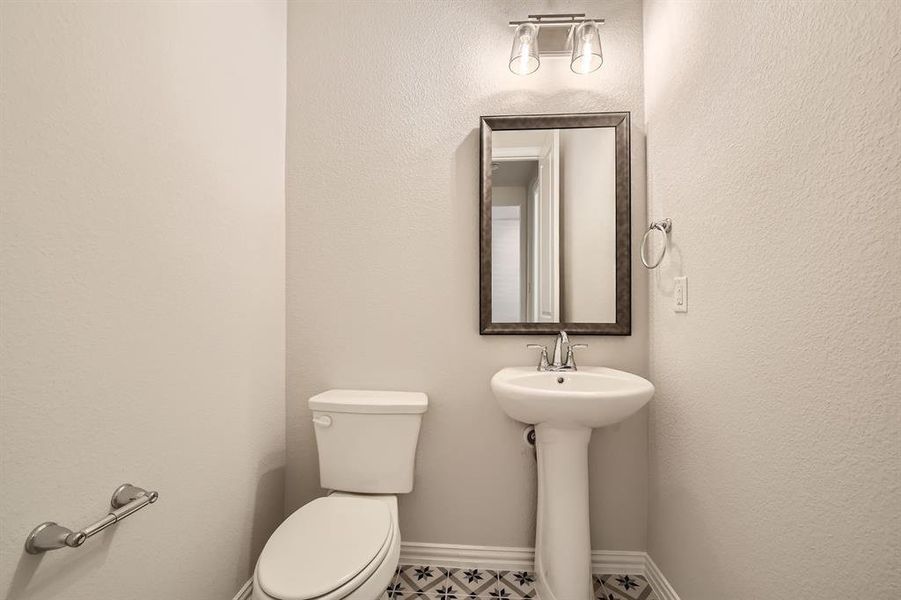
<box><xmin>643</xmin><ymin>1</ymin><xmax>901</xmax><ymax>598</ymax></box>
<box><xmin>286</xmin><ymin>0</ymin><xmax>648</xmax><ymax>550</ymax></box>
<box><xmin>0</xmin><ymin>3</ymin><xmax>286</xmax><ymax>599</ymax></box>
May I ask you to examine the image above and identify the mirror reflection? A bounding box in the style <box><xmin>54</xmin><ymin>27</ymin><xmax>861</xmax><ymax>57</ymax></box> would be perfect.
<box><xmin>490</xmin><ymin>127</ymin><xmax>616</xmax><ymax>324</ymax></box>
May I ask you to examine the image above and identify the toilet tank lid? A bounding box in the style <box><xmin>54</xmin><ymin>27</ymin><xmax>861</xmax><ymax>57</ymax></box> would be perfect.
<box><xmin>309</xmin><ymin>389</ymin><xmax>428</xmax><ymax>414</ymax></box>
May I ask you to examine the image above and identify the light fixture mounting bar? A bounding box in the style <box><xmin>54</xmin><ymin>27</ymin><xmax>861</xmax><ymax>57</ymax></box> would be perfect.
<box><xmin>509</xmin><ymin>13</ymin><xmax>605</xmax><ymax>28</ymax></box>
<box><xmin>528</xmin><ymin>13</ymin><xmax>585</xmax><ymax>19</ymax></box>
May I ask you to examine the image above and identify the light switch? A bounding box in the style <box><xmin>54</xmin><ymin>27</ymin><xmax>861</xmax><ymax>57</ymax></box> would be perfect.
<box><xmin>674</xmin><ymin>276</ymin><xmax>687</xmax><ymax>312</ymax></box>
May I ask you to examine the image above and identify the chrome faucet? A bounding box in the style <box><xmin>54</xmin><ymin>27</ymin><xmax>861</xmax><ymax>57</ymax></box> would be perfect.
<box><xmin>527</xmin><ymin>331</ymin><xmax>588</xmax><ymax>372</ymax></box>
<box><xmin>551</xmin><ymin>330</ymin><xmax>569</xmax><ymax>367</ymax></box>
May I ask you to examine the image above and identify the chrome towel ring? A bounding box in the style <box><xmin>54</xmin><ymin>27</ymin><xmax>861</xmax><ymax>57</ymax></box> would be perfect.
<box><xmin>641</xmin><ymin>218</ymin><xmax>672</xmax><ymax>269</ymax></box>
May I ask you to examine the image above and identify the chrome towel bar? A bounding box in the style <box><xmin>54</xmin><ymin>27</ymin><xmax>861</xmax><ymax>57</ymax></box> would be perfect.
<box><xmin>25</xmin><ymin>483</ymin><xmax>158</xmax><ymax>554</ymax></box>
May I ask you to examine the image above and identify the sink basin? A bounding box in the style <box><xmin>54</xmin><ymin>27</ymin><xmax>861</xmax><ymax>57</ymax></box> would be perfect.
<box><xmin>490</xmin><ymin>365</ymin><xmax>654</xmax><ymax>600</ymax></box>
<box><xmin>491</xmin><ymin>366</ymin><xmax>655</xmax><ymax>428</ymax></box>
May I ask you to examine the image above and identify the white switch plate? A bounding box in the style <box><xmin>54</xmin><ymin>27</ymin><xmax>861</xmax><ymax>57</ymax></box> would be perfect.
<box><xmin>674</xmin><ymin>276</ymin><xmax>688</xmax><ymax>312</ymax></box>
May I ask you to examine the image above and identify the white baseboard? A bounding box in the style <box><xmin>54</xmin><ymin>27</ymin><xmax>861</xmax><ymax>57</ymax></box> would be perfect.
<box><xmin>232</xmin><ymin>578</ymin><xmax>252</xmax><ymax>600</ymax></box>
<box><xmin>400</xmin><ymin>542</ymin><xmax>646</xmax><ymax>575</ymax></box>
<box><xmin>644</xmin><ymin>554</ymin><xmax>681</xmax><ymax>600</ymax></box>
<box><xmin>589</xmin><ymin>549</ymin><xmax>647</xmax><ymax>575</ymax></box>
<box><xmin>399</xmin><ymin>541</ymin><xmax>535</xmax><ymax>570</ymax></box>
<box><xmin>233</xmin><ymin>543</ymin><xmax>679</xmax><ymax>600</ymax></box>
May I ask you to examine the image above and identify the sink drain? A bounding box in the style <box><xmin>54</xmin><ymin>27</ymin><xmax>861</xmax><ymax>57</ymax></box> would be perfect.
<box><xmin>523</xmin><ymin>425</ymin><xmax>536</xmax><ymax>447</ymax></box>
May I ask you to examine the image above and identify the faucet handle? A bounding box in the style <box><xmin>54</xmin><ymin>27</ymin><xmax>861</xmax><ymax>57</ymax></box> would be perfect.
<box><xmin>526</xmin><ymin>344</ymin><xmax>550</xmax><ymax>371</ymax></box>
<box><xmin>564</xmin><ymin>344</ymin><xmax>588</xmax><ymax>369</ymax></box>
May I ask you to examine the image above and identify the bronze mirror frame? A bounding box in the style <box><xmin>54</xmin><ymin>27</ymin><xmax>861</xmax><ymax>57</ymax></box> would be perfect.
<box><xmin>479</xmin><ymin>112</ymin><xmax>631</xmax><ymax>335</ymax></box>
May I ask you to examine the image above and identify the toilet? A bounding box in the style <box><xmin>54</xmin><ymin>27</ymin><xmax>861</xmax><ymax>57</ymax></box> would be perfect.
<box><xmin>252</xmin><ymin>389</ymin><xmax>428</xmax><ymax>600</ymax></box>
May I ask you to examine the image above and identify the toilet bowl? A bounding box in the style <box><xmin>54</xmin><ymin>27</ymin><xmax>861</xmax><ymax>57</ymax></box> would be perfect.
<box><xmin>252</xmin><ymin>494</ymin><xmax>400</xmax><ymax>600</ymax></box>
<box><xmin>252</xmin><ymin>390</ymin><xmax>427</xmax><ymax>600</ymax></box>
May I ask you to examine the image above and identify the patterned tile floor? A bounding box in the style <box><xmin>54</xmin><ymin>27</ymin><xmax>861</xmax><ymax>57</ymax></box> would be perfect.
<box><xmin>380</xmin><ymin>565</ymin><xmax>660</xmax><ymax>600</ymax></box>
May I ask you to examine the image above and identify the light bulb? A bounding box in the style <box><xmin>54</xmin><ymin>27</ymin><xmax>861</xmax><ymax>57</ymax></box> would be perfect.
<box><xmin>570</xmin><ymin>21</ymin><xmax>603</xmax><ymax>74</ymax></box>
<box><xmin>509</xmin><ymin>23</ymin><xmax>540</xmax><ymax>75</ymax></box>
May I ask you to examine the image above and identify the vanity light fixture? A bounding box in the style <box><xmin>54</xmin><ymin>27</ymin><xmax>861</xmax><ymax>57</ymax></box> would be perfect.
<box><xmin>507</xmin><ymin>13</ymin><xmax>605</xmax><ymax>76</ymax></box>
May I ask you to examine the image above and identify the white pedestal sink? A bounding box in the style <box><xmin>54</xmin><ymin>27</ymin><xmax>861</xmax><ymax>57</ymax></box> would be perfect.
<box><xmin>491</xmin><ymin>367</ymin><xmax>654</xmax><ymax>600</ymax></box>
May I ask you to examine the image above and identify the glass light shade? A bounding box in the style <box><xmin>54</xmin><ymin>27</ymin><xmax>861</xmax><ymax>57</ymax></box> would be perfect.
<box><xmin>570</xmin><ymin>21</ymin><xmax>603</xmax><ymax>74</ymax></box>
<box><xmin>509</xmin><ymin>23</ymin><xmax>540</xmax><ymax>75</ymax></box>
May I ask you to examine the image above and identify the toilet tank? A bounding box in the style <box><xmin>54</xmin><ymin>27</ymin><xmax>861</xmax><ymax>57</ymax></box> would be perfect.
<box><xmin>309</xmin><ymin>390</ymin><xmax>428</xmax><ymax>494</ymax></box>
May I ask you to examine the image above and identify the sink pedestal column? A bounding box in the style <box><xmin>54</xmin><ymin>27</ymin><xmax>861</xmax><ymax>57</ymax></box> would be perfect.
<box><xmin>534</xmin><ymin>423</ymin><xmax>592</xmax><ymax>600</ymax></box>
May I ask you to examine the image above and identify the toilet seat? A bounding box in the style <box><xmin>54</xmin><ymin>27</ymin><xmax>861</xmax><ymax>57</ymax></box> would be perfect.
<box><xmin>255</xmin><ymin>496</ymin><xmax>396</xmax><ymax>600</ymax></box>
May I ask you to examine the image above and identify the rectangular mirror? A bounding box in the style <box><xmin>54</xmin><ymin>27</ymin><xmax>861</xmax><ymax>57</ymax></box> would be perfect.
<box><xmin>480</xmin><ymin>113</ymin><xmax>631</xmax><ymax>335</ymax></box>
